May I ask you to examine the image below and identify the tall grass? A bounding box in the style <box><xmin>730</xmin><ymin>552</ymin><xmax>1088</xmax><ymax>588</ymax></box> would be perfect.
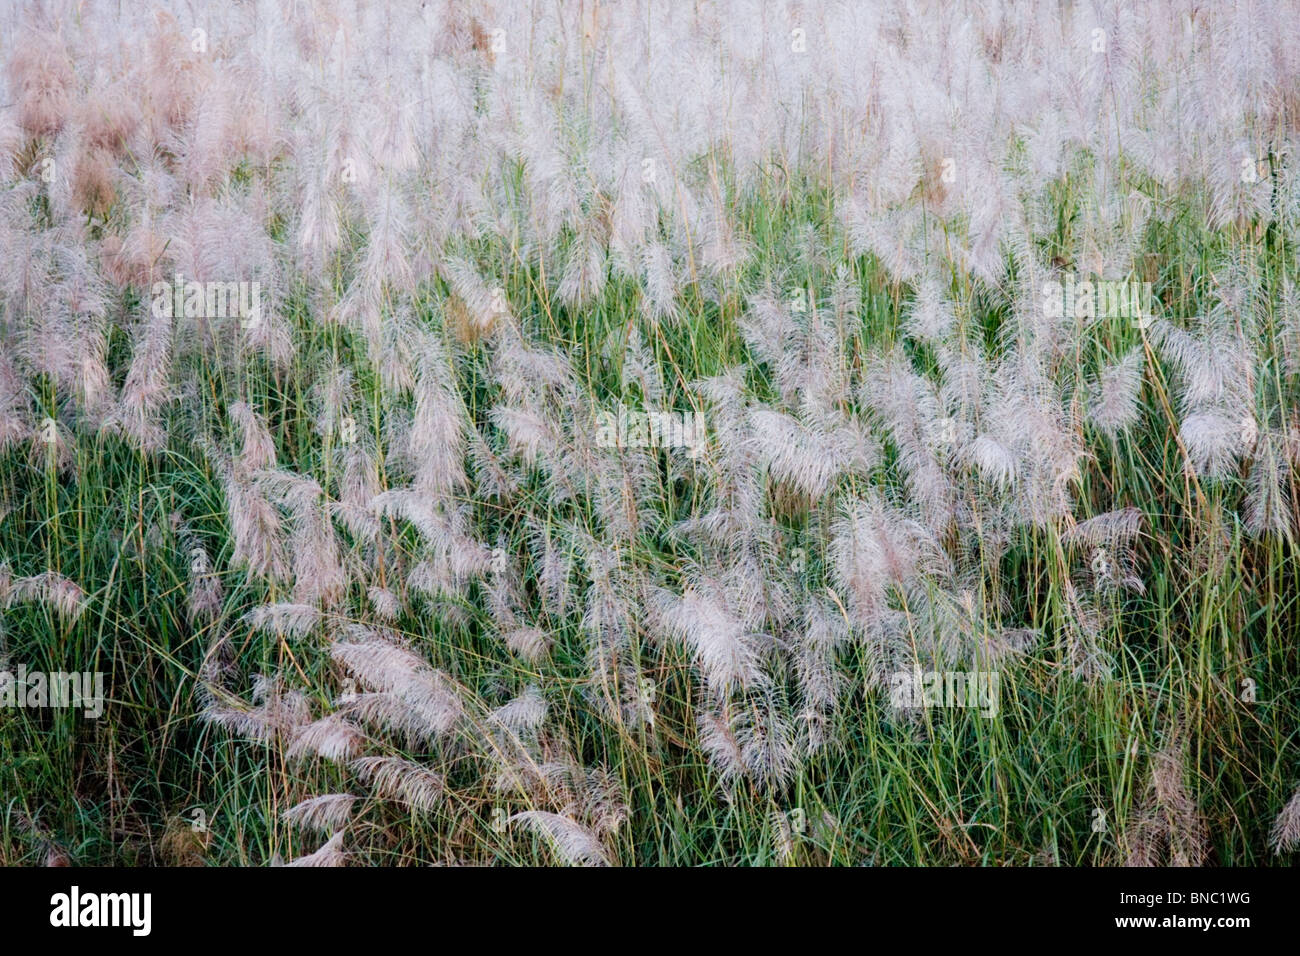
<box><xmin>1</xmin><ymin>0</ymin><xmax>1300</xmax><ymax>866</ymax></box>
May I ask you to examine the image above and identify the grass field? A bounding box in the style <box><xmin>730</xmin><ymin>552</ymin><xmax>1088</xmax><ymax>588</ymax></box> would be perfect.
<box><xmin>2</xmin><ymin>0</ymin><xmax>1300</xmax><ymax>866</ymax></box>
